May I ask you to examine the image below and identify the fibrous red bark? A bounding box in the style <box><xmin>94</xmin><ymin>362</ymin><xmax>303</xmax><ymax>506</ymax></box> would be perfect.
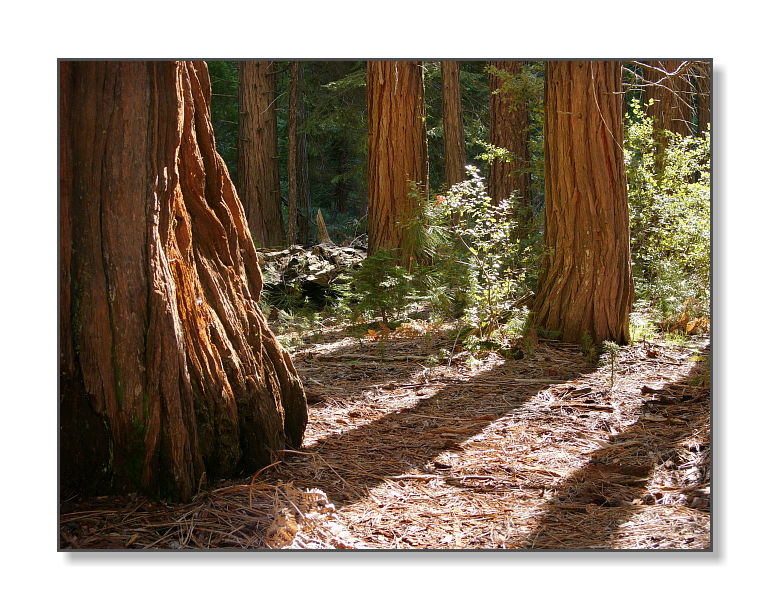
<box><xmin>441</xmin><ymin>61</ymin><xmax>466</xmax><ymax>189</ymax></box>
<box><xmin>60</xmin><ymin>61</ymin><xmax>307</xmax><ymax>502</ymax></box>
<box><xmin>238</xmin><ymin>61</ymin><xmax>284</xmax><ymax>247</ymax></box>
<box><xmin>489</xmin><ymin>61</ymin><xmax>531</xmax><ymax>211</ymax></box>
<box><xmin>532</xmin><ymin>61</ymin><xmax>634</xmax><ymax>345</ymax></box>
<box><xmin>367</xmin><ymin>60</ymin><xmax>428</xmax><ymax>265</ymax></box>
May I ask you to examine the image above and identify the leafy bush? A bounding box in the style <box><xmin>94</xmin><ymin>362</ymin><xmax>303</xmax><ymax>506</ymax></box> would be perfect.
<box><xmin>434</xmin><ymin>166</ymin><xmax>540</xmax><ymax>340</ymax></box>
<box><xmin>349</xmin><ymin>249</ymin><xmax>416</xmax><ymax>323</ymax></box>
<box><xmin>625</xmin><ymin>99</ymin><xmax>710</xmax><ymax>319</ymax></box>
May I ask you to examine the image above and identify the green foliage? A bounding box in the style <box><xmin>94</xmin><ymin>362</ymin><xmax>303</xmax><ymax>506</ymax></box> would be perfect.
<box><xmin>208</xmin><ymin>61</ymin><xmax>239</xmax><ymax>182</ymax></box>
<box><xmin>424</xmin><ymin>62</ymin><xmax>491</xmax><ymax>194</ymax></box>
<box><xmin>349</xmin><ymin>249</ymin><xmax>416</xmax><ymax>323</ymax></box>
<box><xmin>600</xmin><ymin>341</ymin><xmax>622</xmax><ymax>387</ymax></box>
<box><xmin>435</xmin><ymin>166</ymin><xmax>540</xmax><ymax>340</ymax></box>
<box><xmin>483</xmin><ymin>62</ymin><xmax>546</xmax><ymax>209</ymax></box>
<box><xmin>625</xmin><ymin>98</ymin><xmax>710</xmax><ymax>320</ymax></box>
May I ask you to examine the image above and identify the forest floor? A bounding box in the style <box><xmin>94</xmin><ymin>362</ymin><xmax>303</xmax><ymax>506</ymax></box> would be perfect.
<box><xmin>60</xmin><ymin>315</ymin><xmax>711</xmax><ymax>550</ymax></box>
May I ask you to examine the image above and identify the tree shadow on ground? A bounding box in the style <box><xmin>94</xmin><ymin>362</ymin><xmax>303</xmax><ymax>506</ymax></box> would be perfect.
<box><xmin>276</xmin><ymin>336</ymin><xmax>595</xmax><ymax>510</ymax></box>
<box><xmin>517</xmin><ymin>342</ymin><xmax>711</xmax><ymax>549</ymax></box>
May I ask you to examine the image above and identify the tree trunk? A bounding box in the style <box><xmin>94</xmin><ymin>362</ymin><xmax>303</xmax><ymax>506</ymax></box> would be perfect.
<box><xmin>367</xmin><ymin>60</ymin><xmax>428</xmax><ymax>265</ymax></box>
<box><xmin>488</xmin><ymin>60</ymin><xmax>531</xmax><ymax>214</ymax></box>
<box><xmin>296</xmin><ymin>64</ymin><xmax>312</xmax><ymax>244</ymax></box>
<box><xmin>237</xmin><ymin>61</ymin><xmax>284</xmax><ymax>247</ymax></box>
<box><xmin>643</xmin><ymin>60</ymin><xmax>694</xmax><ymax>177</ymax></box>
<box><xmin>695</xmin><ymin>62</ymin><xmax>711</xmax><ymax>136</ymax></box>
<box><xmin>532</xmin><ymin>61</ymin><xmax>634</xmax><ymax>345</ymax></box>
<box><xmin>643</xmin><ymin>60</ymin><xmax>693</xmax><ymax>137</ymax></box>
<box><xmin>287</xmin><ymin>62</ymin><xmax>299</xmax><ymax>245</ymax></box>
<box><xmin>59</xmin><ymin>61</ymin><xmax>307</xmax><ymax>502</ymax></box>
<box><xmin>441</xmin><ymin>61</ymin><xmax>466</xmax><ymax>189</ymax></box>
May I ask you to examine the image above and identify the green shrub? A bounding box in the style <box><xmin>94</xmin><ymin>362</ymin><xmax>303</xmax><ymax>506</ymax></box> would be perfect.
<box><xmin>625</xmin><ymin>99</ymin><xmax>710</xmax><ymax>320</ymax></box>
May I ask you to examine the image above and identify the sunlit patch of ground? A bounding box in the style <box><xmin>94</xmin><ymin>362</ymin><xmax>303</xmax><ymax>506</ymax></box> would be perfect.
<box><xmin>59</xmin><ymin>317</ymin><xmax>710</xmax><ymax>550</ymax></box>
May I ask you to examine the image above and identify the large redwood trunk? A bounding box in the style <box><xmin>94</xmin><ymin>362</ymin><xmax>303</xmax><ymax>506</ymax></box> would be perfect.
<box><xmin>532</xmin><ymin>61</ymin><xmax>634</xmax><ymax>345</ymax></box>
<box><xmin>238</xmin><ymin>61</ymin><xmax>284</xmax><ymax>247</ymax></box>
<box><xmin>367</xmin><ymin>60</ymin><xmax>428</xmax><ymax>264</ymax></box>
<box><xmin>441</xmin><ymin>61</ymin><xmax>466</xmax><ymax>189</ymax></box>
<box><xmin>488</xmin><ymin>61</ymin><xmax>531</xmax><ymax>212</ymax></box>
<box><xmin>60</xmin><ymin>61</ymin><xmax>307</xmax><ymax>502</ymax></box>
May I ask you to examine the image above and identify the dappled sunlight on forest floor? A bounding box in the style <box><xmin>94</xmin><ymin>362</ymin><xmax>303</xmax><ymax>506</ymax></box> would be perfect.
<box><xmin>59</xmin><ymin>318</ymin><xmax>710</xmax><ymax>550</ymax></box>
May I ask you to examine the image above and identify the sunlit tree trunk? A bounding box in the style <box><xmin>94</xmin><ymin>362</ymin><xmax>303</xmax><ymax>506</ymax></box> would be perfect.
<box><xmin>60</xmin><ymin>61</ymin><xmax>307</xmax><ymax>502</ymax></box>
<box><xmin>489</xmin><ymin>60</ymin><xmax>531</xmax><ymax>213</ymax></box>
<box><xmin>441</xmin><ymin>61</ymin><xmax>466</xmax><ymax>188</ymax></box>
<box><xmin>238</xmin><ymin>61</ymin><xmax>284</xmax><ymax>247</ymax></box>
<box><xmin>532</xmin><ymin>61</ymin><xmax>634</xmax><ymax>344</ymax></box>
<box><xmin>366</xmin><ymin>60</ymin><xmax>428</xmax><ymax>265</ymax></box>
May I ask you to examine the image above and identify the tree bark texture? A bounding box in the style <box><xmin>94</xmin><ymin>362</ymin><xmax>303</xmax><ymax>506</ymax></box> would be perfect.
<box><xmin>297</xmin><ymin>65</ymin><xmax>312</xmax><ymax>245</ymax></box>
<box><xmin>367</xmin><ymin>61</ymin><xmax>429</xmax><ymax>265</ymax></box>
<box><xmin>695</xmin><ymin>62</ymin><xmax>711</xmax><ymax>136</ymax></box>
<box><xmin>60</xmin><ymin>61</ymin><xmax>307</xmax><ymax>502</ymax></box>
<box><xmin>643</xmin><ymin>60</ymin><xmax>694</xmax><ymax>178</ymax></box>
<box><xmin>237</xmin><ymin>61</ymin><xmax>284</xmax><ymax>247</ymax></box>
<box><xmin>532</xmin><ymin>61</ymin><xmax>634</xmax><ymax>345</ymax></box>
<box><xmin>441</xmin><ymin>61</ymin><xmax>466</xmax><ymax>188</ymax></box>
<box><xmin>287</xmin><ymin>62</ymin><xmax>299</xmax><ymax>245</ymax></box>
<box><xmin>489</xmin><ymin>61</ymin><xmax>531</xmax><ymax>211</ymax></box>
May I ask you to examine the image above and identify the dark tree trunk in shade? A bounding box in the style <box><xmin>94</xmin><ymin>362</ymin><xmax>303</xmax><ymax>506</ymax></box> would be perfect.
<box><xmin>643</xmin><ymin>60</ymin><xmax>693</xmax><ymax>137</ymax></box>
<box><xmin>488</xmin><ymin>60</ymin><xmax>531</xmax><ymax>214</ymax></box>
<box><xmin>532</xmin><ymin>61</ymin><xmax>634</xmax><ymax>344</ymax></box>
<box><xmin>59</xmin><ymin>61</ymin><xmax>307</xmax><ymax>502</ymax></box>
<box><xmin>287</xmin><ymin>62</ymin><xmax>299</xmax><ymax>245</ymax></box>
<box><xmin>441</xmin><ymin>61</ymin><xmax>466</xmax><ymax>188</ymax></box>
<box><xmin>695</xmin><ymin>62</ymin><xmax>711</xmax><ymax>136</ymax></box>
<box><xmin>366</xmin><ymin>60</ymin><xmax>428</xmax><ymax>265</ymax></box>
<box><xmin>237</xmin><ymin>61</ymin><xmax>284</xmax><ymax>247</ymax></box>
<box><xmin>642</xmin><ymin>60</ymin><xmax>694</xmax><ymax>177</ymax></box>
<box><xmin>296</xmin><ymin>64</ymin><xmax>312</xmax><ymax>244</ymax></box>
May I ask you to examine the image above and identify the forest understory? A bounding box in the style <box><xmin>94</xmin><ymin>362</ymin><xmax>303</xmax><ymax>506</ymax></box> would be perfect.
<box><xmin>59</xmin><ymin>314</ymin><xmax>710</xmax><ymax>550</ymax></box>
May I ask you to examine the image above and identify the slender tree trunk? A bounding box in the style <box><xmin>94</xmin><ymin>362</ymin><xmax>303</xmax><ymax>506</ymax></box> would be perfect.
<box><xmin>238</xmin><ymin>61</ymin><xmax>284</xmax><ymax>247</ymax></box>
<box><xmin>296</xmin><ymin>65</ymin><xmax>312</xmax><ymax>244</ymax></box>
<box><xmin>488</xmin><ymin>61</ymin><xmax>531</xmax><ymax>214</ymax></box>
<box><xmin>287</xmin><ymin>62</ymin><xmax>298</xmax><ymax>245</ymax></box>
<box><xmin>367</xmin><ymin>60</ymin><xmax>428</xmax><ymax>265</ymax></box>
<box><xmin>441</xmin><ymin>61</ymin><xmax>466</xmax><ymax>189</ymax></box>
<box><xmin>532</xmin><ymin>61</ymin><xmax>634</xmax><ymax>345</ymax></box>
<box><xmin>59</xmin><ymin>61</ymin><xmax>307</xmax><ymax>502</ymax></box>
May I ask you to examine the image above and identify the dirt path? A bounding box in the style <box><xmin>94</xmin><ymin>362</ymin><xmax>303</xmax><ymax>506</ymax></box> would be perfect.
<box><xmin>60</xmin><ymin>320</ymin><xmax>710</xmax><ymax>550</ymax></box>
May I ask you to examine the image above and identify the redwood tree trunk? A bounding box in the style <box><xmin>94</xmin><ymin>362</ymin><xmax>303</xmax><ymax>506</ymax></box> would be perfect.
<box><xmin>532</xmin><ymin>61</ymin><xmax>634</xmax><ymax>345</ymax></box>
<box><xmin>238</xmin><ymin>61</ymin><xmax>284</xmax><ymax>247</ymax></box>
<box><xmin>287</xmin><ymin>62</ymin><xmax>298</xmax><ymax>245</ymax></box>
<box><xmin>60</xmin><ymin>61</ymin><xmax>307</xmax><ymax>502</ymax></box>
<box><xmin>296</xmin><ymin>64</ymin><xmax>312</xmax><ymax>244</ymax></box>
<box><xmin>643</xmin><ymin>60</ymin><xmax>693</xmax><ymax>137</ymax></box>
<box><xmin>367</xmin><ymin>60</ymin><xmax>428</xmax><ymax>265</ymax></box>
<box><xmin>441</xmin><ymin>60</ymin><xmax>466</xmax><ymax>188</ymax></box>
<box><xmin>489</xmin><ymin>60</ymin><xmax>531</xmax><ymax>213</ymax></box>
